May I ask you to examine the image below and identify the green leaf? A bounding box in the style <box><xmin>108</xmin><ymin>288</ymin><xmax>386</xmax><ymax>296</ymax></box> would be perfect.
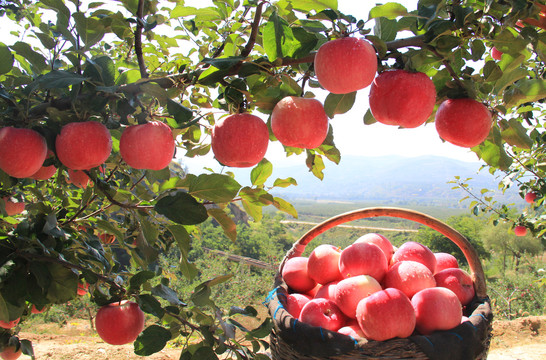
<box><xmin>152</xmin><ymin>284</ymin><xmax>185</xmax><ymax>306</ymax></box>
<box><xmin>363</xmin><ymin>109</ymin><xmax>377</xmax><ymax>125</ymax></box>
<box><xmin>129</xmin><ymin>271</ymin><xmax>155</xmax><ymax>289</ymax></box>
<box><xmin>189</xmin><ymin>174</ymin><xmax>241</xmax><ymax>203</ymax></box>
<box><xmin>41</xmin><ymin>0</ymin><xmax>71</xmax><ymax>19</ymax></box>
<box><xmin>492</xmin><ymin>67</ymin><xmax>528</xmax><ymax>96</ymax></box>
<box><xmin>324</xmin><ymin>92</ymin><xmax>356</xmax><ymax>118</ymax></box>
<box><xmin>207</xmin><ymin>207</ymin><xmax>237</xmax><ymax>242</ymax></box>
<box><xmin>37</xmin><ymin>70</ymin><xmax>88</xmax><ymax>89</ymax></box>
<box><xmin>138</xmin><ymin>294</ymin><xmax>165</xmax><ymax>318</ymax></box>
<box><xmin>273</xmin><ymin>177</ymin><xmax>298</xmax><ymax>188</ymax></box>
<box><xmin>134</xmin><ymin>325</ymin><xmax>172</xmax><ymax>356</ymax></box>
<box><xmin>155</xmin><ymin>191</ymin><xmax>208</xmax><ymax>225</ymax></box>
<box><xmin>34</xmin><ymin>32</ymin><xmax>56</xmax><ymax>50</ymax></box>
<box><xmin>500</xmin><ymin>119</ymin><xmax>534</xmax><ymax>149</ymax></box>
<box><xmin>273</xmin><ymin>197</ymin><xmax>298</xmax><ymax>218</ymax></box>
<box><xmin>504</xmin><ymin>79</ymin><xmax>546</xmax><ymax>108</ymax></box>
<box><xmin>472</xmin><ymin>127</ymin><xmax>513</xmax><ymax>170</ymax></box>
<box><xmin>262</xmin><ymin>12</ymin><xmax>297</xmax><ymax>61</ymax></box>
<box><xmin>85</xmin><ymin>56</ymin><xmax>116</xmax><ymax>86</ymax></box>
<box><xmin>369</xmin><ymin>3</ymin><xmax>408</xmax><ymax>20</ymax></box>
<box><xmin>0</xmin><ymin>43</ymin><xmax>14</xmax><ymax>75</ymax></box>
<box><xmin>250</xmin><ymin>158</ymin><xmax>273</xmax><ymax>186</ymax></box>
<box><xmin>10</xmin><ymin>42</ymin><xmax>48</xmax><ymax>73</ymax></box>
<box><xmin>46</xmin><ymin>263</ymin><xmax>78</xmax><ymax>303</ymax></box>
<box><xmin>171</xmin><ymin>6</ymin><xmax>222</xmax><ymax>20</ymax></box>
<box><xmin>247</xmin><ymin>317</ymin><xmax>273</xmax><ymax>338</ymax></box>
<box><xmin>0</xmin><ymin>294</ymin><xmax>8</xmax><ymax>322</ymax></box>
<box><xmin>72</xmin><ymin>12</ymin><xmax>105</xmax><ymax>47</ymax></box>
<box><xmin>306</xmin><ymin>152</ymin><xmax>325</xmax><ymax>180</ymax></box>
<box><xmin>116</xmin><ymin>69</ymin><xmax>141</xmax><ymax>85</ymax></box>
<box><xmin>287</xmin><ymin>0</ymin><xmax>338</xmax><ymax>12</ymax></box>
<box><xmin>167</xmin><ymin>99</ymin><xmax>194</xmax><ymax>126</ymax></box>
<box><xmin>373</xmin><ymin>17</ymin><xmax>398</xmax><ymax>42</ymax></box>
<box><xmin>167</xmin><ymin>225</ymin><xmax>191</xmax><ymax>257</ymax></box>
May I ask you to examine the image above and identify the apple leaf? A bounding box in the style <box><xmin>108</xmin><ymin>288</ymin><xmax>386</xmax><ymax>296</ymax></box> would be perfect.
<box><xmin>138</xmin><ymin>294</ymin><xmax>165</xmax><ymax>318</ymax></box>
<box><xmin>369</xmin><ymin>3</ymin><xmax>408</xmax><ymax>20</ymax></box>
<box><xmin>272</xmin><ymin>177</ymin><xmax>298</xmax><ymax>188</ymax></box>
<box><xmin>324</xmin><ymin>91</ymin><xmax>356</xmax><ymax>118</ymax></box>
<box><xmin>152</xmin><ymin>283</ymin><xmax>186</xmax><ymax>306</ymax></box>
<box><xmin>20</xmin><ymin>339</ymin><xmax>35</xmax><ymax>358</ymax></box>
<box><xmin>247</xmin><ymin>317</ymin><xmax>273</xmax><ymax>338</ymax></box>
<box><xmin>500</xmin><ymin>119</ymin><xmax>533</xmax><ymax>149</ymax></box>
<box><xmin>473</xmin><ymin>126</ymin><xmax>513</xmax><ymax>171</ymax></box>
<box><xmin>262</xmin><ymin>12</ymin><xmax>297</xmax><ymax>61</ymax></box>
<box><xmin>155</xmin><ymin>191</ymin><xmax>208</xmax><ymax>225</ymax></box>
<box><xmin>134</xmin><ymin>325</ymin><xmax>172</xmax><ymax>356</ymax></box>
<box><xmin>170</xmin><ymin>6</ymin><xmax>222</xmax><ymax>20</ymax></box>
<box><xmin>287</xmin><ymin>0</ymin><xmax>338</xmax><ymax>12</ymax></box>
<box><xmin>167</xmin><ymin>224</ymin><xmax>191</xmax><ymax>257</ymax></box>
<box><xmin>130</xmin><ymin>271</ymin><xmax>155</xmax><ymax>289</ymax></box>
<box><xmin>37</xmin><ymin>70</ymin><xmax>88</xmax><ymax>89</ymax></box>
<box><xmin>46</xmin><ymin>263</ymin><xmax>78</xmax><ymax>303</ymax></box>
<box><xmin>207</xmin><ymin>207</ymin><xmax>237</xmax><ymax>242</ymax></box>
<box><xmin>273</xmin><ymin>197</ymin><xmax>298</xmax><ymax>218</ymax></box>
<box><xmin>504</xmin><ymin>79</ymin><xmax>546</xmax><ymax>108</ymax></box>
<box><xmin>0</xmin><ymin>43</ymin><xmax>13</xmax><ymax>75</ymax></box>
<box><xmin>363</xmin><ymin>109</ymin><xmax>377</xmax><ymax>125</ymax></box>
<box><xmin>0</xmin><ymin>294</ymin><xmax>9</xmax><ymax>323</ymax></box>
<box><xmin>10</xmin><ymin>42</ymin><xmax>48</xmax><ymax>73</ymax></box>
<box><xmin>84</xmin><ymin>56</ymin><xmax>116</xmax><ymax>86</ymax></box>
<box><xmin>373</xmin><ymin>17</ymin><xmax>398</xmax><ymax>42</ymax></box>
<box><xmin>179</xmin><ymin>251</ymin><xmax>199</xmax><ymax>280</ymax></box>
<box><xmin>306</xmin><ymin>151</ymin><xmax>325</xmax><ymax>180</ymax></box>
<box><xmin>251</xmin><ymin>158</ymin><xmax>273</xmax><ymax>186</ymax></box>
<box><xmin>188</xmin><ymin>173</ymin><xmax>241</xmax><ymax>203</ymax></box>
<box><xmin>72</xmin><ymin>12</ymin><xmax>105</xmax><ymax>47</ymax></box>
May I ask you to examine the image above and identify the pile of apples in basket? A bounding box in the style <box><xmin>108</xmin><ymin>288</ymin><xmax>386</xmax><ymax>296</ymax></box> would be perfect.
<box><xmin>282</xmin><ymin>233</ymin><xmax>475</xmax><ymax>341</ymax></box>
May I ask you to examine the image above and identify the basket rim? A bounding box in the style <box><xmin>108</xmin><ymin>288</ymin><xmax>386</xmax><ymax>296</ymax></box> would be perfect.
<box><xmin>278</xmin><ymin>206</ymin><xmax>487</xmax><ymax>298</ymax></box>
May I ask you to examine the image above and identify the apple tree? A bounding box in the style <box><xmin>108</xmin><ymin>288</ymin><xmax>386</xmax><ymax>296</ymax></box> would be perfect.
<box><xmin>1</xmin><ymin>0</ymin><xmax>546</xmax><ymax>358</ymax></box>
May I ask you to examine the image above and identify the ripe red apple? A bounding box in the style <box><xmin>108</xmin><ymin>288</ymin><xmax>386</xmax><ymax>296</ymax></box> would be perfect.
<box><xmin>334</xmin><ymin>275</ymin><xmax>382</xmax><ymax>319</ymax></box>
<box><xmin>95</xmin><ymin>300</ymin><xmax>145</xmax><ymax>345</ymax></box>
<box><xmin>30</xmin><ymin>150</ymin><xmax>57</xmax><ymax>180</ymax></box>
<box><xmin>354</xmin><ymin>233</ymin><xmax>394</xmax><ymax>262</ymax></box>
<box><xmin>56</xmin><ymin>121</ymin><xmax>112</xmax><ymax>170</ymax></box>
<box><xmin>271</xmin><ymin>96</ymin><xmax>329</xmax><ymax>149</ymax></box>
<box><xmin>31</xmin><ymin>304</ymin><xmax>47</xmax><ymax>314</ymax></box>
<box><xmin>211</xmin><ymin>113</ymin><xmax>269</xmax><ymax>167</ymax></box>
<box><xmin>0</xmin><ymin>345</ymin><xmax>22</xmax><ymax>360</ymax></box>
<box><xmin>0</xmin><ymin>318</ymin><xmax>20</xmax><ymax>329</ymax></box>
<box><xmin>0</xmin><ymin>127</ymin><xmax>47</xmax><ymax>178</ymax></box>
<box><xmin>314</xmin><ymin>280</ymin><xmax>339</xmax><ymax>302</ymax></box>
<box><xmin>305</xmin><ymin>283</ymin><xmax>321</xmax><ymax>298</ymax></box>
<box><xmin>339</xmin><ymin>242</ymin><xmax>387</xmax><ymax>282</ymax></box>
<box><xmin>299</xmin><ymin>298</ymin><xmax>347</xmax><ymax>331</ymax></box>
<box><xmin>491</xmin><ymin>47</ymin><xmax>503</xmax><ymax>60</ymax></box>
<box><xmin>356</xmin><ymin>287</ymin><xmax>416</xmax><ymax>341</ymax></box>
<box><xmin>369</xmin><ymin>70</ymin><xmax>436</xmax><ymax>128</ymax></box>
<box><xmin>412</xmin><ymin>287</ymin><xmax>462</xmax><ymax>335</ymax></box>
<box><xmin>434</xmin><ymin>268</ymin><xmax>475</xmax><ymax>306</ymax></box>
<box><xmin>514</xmin><ymin>225</ymin><xmax>528</xmax><ymax>237</ymax></box>
<box><xmin>120</xmin><ymin>121</ymin><xmax>175</xmax><ymax>170</ymax></box>
<box><xmin>434</xmin><ymin>252</ymin><xmax>459</xmax><ymax>273</ymax></box>
<box><xmin>391</xmin><ymin>241</ymin><xmax>437</xmax><ymax>274</ymax></box>
<box><xmin>525</xmin><ymin>192</ymin><xmax>538</xmax><ymax>204</ymax></box>
<box><xmin>314</xmin><ymin>37</ymin><xmax>377</xmax><ymax>94</ymax></box>
<box><xmin>383</xmin><ymin>260</ymin><xmax>436</xmax><ymax>299</ymax></box>
<box><xmin>337</xmin><ymin>322</ymin><xmax>364</xmax><ymax>338</ymax></box>
<box><xmin>285</xmin><ymin>293</ymin><xmax>312</xmax><ymax>318</ymax></box>
<box><xmin>77</xmin><ymin>282</ymin><xmax>89</xmax><ymax>296</ymax></box>
<box><xmin>519</xmin><ymin>3</ymin><xmax>546</xmax><ymax>30</ymax></box>
<box><xmin>2</xmin><ymin>198</ymin><xmax>24</xmax><ymax>216</ymax></box>
<box><xmin>281</xmin><ymin>257</ymin><xmax>317</xmax><ymax>293</ymax></box>
<box><xmin>67</xmin><ymin>169</ymin><xmax>90</xmax><ymax>189</ymax></box>
<box><xmin>307</xmin><ymin>244</ymin><xmax>343</xmax><ymax>285</ymax></box>
<box><xmin>435</xmin><ymin>98</ymin><xmax>492</xmax><ymax>148</ymax></box>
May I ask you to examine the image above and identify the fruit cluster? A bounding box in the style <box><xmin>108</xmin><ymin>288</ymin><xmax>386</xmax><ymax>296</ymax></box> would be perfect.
<box><xmin>281</xmin><ymin>233</ymin><xmax>476</xmax><ymax>341</ymax></box>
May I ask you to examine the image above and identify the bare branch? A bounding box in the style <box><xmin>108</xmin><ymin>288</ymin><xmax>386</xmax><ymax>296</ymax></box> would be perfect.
<box><xmin>135</xmin><ymin>0</ymin><xmax>148</xmax><ymax>79</ymax></box>
<box><xmin>241</xmin><ymin>2</ymin><xmax>264</xmax><ymax>58</ymax></box>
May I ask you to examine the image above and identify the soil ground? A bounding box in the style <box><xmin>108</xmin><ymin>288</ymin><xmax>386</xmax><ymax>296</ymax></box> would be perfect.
<box><xmin>17</xmin><ymin>315</ymin><xmax>546</xmax><ymax>359</ymax></box>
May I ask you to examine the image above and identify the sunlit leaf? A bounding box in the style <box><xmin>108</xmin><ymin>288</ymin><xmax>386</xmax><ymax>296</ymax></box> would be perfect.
<box><xmin>324</xmin><ymin>92</ymin><xmax>356</xmax><ymax>118</ymax></box>
<box><xmin>155</xmin><ymin>191</ymin><xmax>208</xmax><ymax>225</ymax></box>
<box><xmin>251</xmin><ymin>158</ymin><xmax>273</xmax><ymax>186</ymax></box>
<box><xmin>369</xmin><ymin>3</ymin><xmax>408</xmax><ymax>20</ymax></box>
<box><xmin>0</xmin><ymin>43</ymin><xmax>14</xmax><ymax>75</ymax></box>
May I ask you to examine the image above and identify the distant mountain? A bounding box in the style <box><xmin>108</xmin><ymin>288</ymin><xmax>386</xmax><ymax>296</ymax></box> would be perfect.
<box><xmin>259</xmin><ymin>155</ymin><xmax>523</xmax><ymax>207</ymax></box>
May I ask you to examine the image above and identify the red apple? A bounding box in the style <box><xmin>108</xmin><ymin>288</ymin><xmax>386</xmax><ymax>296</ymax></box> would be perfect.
<box><xmin>271</xmin><ymin>96</ymin><xmax>329</xmax><ymax>149</ymax></box>
<box><xmin>211</xmin><ymin>113</ymin><xmax>269</xmax><ymax>167</ymax></box>
<box><xmin>491</xmin><ymin>47</ymin><xmax>503</xmax><ymax>60</ymax></box>
<box><xmin>369</xmin><ymin>70</ymin><xmax>436</xmax><ymax>128</ymax></box>
<box><xmin>307</xmin><ymin>244</ymin><xmax>343</xmax><ymax>285</ymax></box>
<box><xmin>0</xmin><ymin>318</ymin><xmax>20</xmax><ymax>329</ymax></box>
<box><xmin>30</xmin><ymin>150</ymin><xmax>57</xmax><ymax>180</ymax></box>
<box><xmin>31</xmin><ymin>304</ymin><xmax>47</xmax><ymax>314</ymax></box>
<box><xmin>99</xmin><ymin>233</ymin><xmax>116</xmax><ymax>244</ymax></box>
<box><xmin>299</xmin><ymin>298</ymin><xmax>347</xmax><ymax>331</ymax></box>
<box><xmin>334</xmin><ymin>275</ymin><xmax>382</xmax><ymax>319</ymax></box>
<box><xmin>514</xmin><ymin>225</ymin><xmax>528</xmax><ymax>237</ymax></box>
<box><xmin>120</xmin><ymin>121</ymin><xmax>175</xmax><ymax>170</ymax></box>
<box><xmin>0</xmin><ymin>127</ymin><xmax>48</xmax><ymax>178</ymax></box>
<box><xmin>339</xmin><ymin>242</ymin><xmax>387</xmax><ymax>282</ymax></box>
<box><xmin>281</xmin><ymin>257</ymin><xmax>317</xmax><ymax>293</ymax></box>
<box><xmin>314</xmin><ymin>280</ymin><xmax>339</xmax><ymax>302</ymax></box>
<box><xmin>0</xmin><ymin>345</ymin><xmax>22</xmax><ymax>360</ymax></box>
<box><xmin>77</xmin><ymin>282</ymin><xmax>89</xmax><ymax>296</ymax></box>
<box><xmin>305</xmin><ymin>283</ymin><xmax>321</xmax><ymax>298</ymax></box>
<box><xmin>391</xmin><ymin>241</ymin><xmax>437</xmax><ymax>274</ymax></box>
<box><xmin>434</xmin><ymin>268</ymin><xmax>475</xmax><ymax>306</ymax></box>
<box><xmin>525</xmin><ymin>192</ymin><xmax>538</xmax><ymax>204</ymax></box>
<box><xmin>285</xmin><ymin>293</ymin><xmax>312</xmax><ymax>318</ymax></box>
<box><xmin>2</xmin><ymin>198</ymin><xmax>24</xmax><ymax>216</ymax></box>
<box><xmin>337</xmin><ymin>323</ymin><xmax>364</xmax><ymax>338</ymax></box>
<box><xmin>354</xmin><ymin>233</ymin><xmax>394</xmax><ymax>262</ymax></box>
<box><xmin>383</xmin><ymin>260</ymin><xmax>436</xmax><ymax>299</ymax></box>
<box><xmin>56</xmin><ymin>121</ymin><xmax>112</xmax><ymax>170</ymax></box>
<box><xmin>435</xmin><ymin>98</ymin><xmax>492</xmax><ymax>148</ymax></box>
<box><xmin>434</xmin><ymin>252</ymin><xmax>459</xmax><ymax>273</ymax></box>
<box><xmin>95</xmin><ymin>300</ymin><xmax>145</xmax><ymax>345</ymax></box>
<box><xmin>314</xmin><ymin>37</ymin><xmax>377</xmax><ymax>94</ymax></box>
<box><xmin>412</xmin><ymin>287</ymin><xmax>462</xmax><ymax>335</ymax></box>
<box><xmin>356</xmin><ymin>287</ymin><xmax>416</xmax><ymax>341</ymax></box>
<box><xmin>67</xmin><ymin>169</ymin><xmax>91</xmax><ymax>189</ymax></box>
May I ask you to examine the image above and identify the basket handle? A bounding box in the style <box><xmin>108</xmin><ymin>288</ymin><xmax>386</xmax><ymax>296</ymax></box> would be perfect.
<box><xmin>280</xmin><ymin>207</ymin><xmax>487</xmax><ymax>299</ymax></box>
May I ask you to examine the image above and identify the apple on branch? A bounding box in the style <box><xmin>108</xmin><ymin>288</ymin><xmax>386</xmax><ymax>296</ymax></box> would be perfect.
<box><xmin>0</xmin><ymin>127</ymin><xmax>48</xmax><ymax>178</ymax></box>
<box><xmin>0</xmin><ymin>318</ymin><xmax>20</xmax><ymax>330</ymax></box>
<box><xmin>514</xmin><ymin>225</ymin><xmax>528</xmax><ymax>237</ymax></box>
<box><xmin>314</xmin><ymin>37</ymin><xmax>377</xmax><ymax>94</ymax></box>
<box><xmin>95</xmin><ymin>300</ymin><xmax>146</xmax><ymax>345</ymax></box>
<box><xmin>0</xmin><ymin>345</ymin><xmax>22</xmax><ymax>360</ymax></box>
<box><xmin>2</xmin><ymin>197</ymin><xmax>24</xmax><ymax>216</ymax></box>
<box><xmin>120</xmin><ymin>121</ymin><xmax>175</xmax><ymax>170</ymax></box>
<box><xmin>211</xmin><ymin>113</ymin><xmax>269</xmax><ymax>168</ymax></box>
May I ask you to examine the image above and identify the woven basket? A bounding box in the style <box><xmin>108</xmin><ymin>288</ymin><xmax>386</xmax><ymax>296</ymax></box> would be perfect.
<box><xmin>266</xmin><ymin>207</ymin><xmax>493</xmax><ymax>360</ymax></box>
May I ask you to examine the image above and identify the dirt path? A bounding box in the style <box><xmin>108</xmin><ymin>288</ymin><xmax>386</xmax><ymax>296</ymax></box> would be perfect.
<box><xmin>18</xmin><ymin>316</ymin><xmax>546</xmax><ymax>359</ymax></box>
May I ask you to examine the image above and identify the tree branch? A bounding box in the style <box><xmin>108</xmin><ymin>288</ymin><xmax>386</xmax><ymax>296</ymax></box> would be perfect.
<box><xmin>241</xmin><ymin>2</ymin><xmax>264</xmax><ymax>58</ymax></box>
<box><xmin>135</xmin><ymin>0</ymin><xmax>148</xmax><ymax>79</ymax></box>
<box><xmin>386</xmin><ymin>34</ymin><xmax>427</xmax><ymax>51</ymax></box>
